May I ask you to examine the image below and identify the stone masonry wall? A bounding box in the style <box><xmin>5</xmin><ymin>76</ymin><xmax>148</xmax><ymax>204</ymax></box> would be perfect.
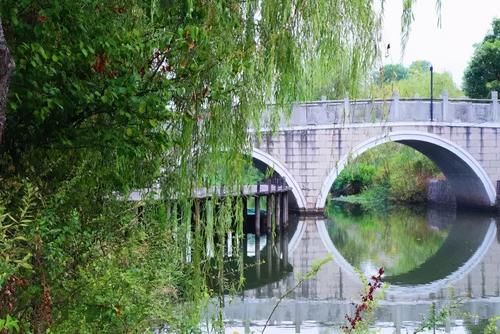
<box><xmin>254</xmin><ymin>123</ymin><xmax>500</xmax><ymax>210</ymax></box>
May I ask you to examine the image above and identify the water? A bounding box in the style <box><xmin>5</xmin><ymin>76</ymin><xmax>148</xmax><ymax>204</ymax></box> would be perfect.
<box><xmin>215</xmin><ymin>203</ymin><xmax>500</xmax><ymax>333</ymax></box>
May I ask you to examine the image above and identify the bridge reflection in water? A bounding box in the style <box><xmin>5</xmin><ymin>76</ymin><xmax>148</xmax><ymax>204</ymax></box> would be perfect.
<box><xmin>218</xmin><ymin>208</ymin><xmax>500</xmax><ymax>333</ymax></box>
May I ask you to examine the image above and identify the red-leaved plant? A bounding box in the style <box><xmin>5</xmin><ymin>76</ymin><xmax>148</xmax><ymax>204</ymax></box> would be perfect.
<box><xmin>342</xmin><ymin>267</ymin><xmax>384</xmax><ymax>333</ymax></box>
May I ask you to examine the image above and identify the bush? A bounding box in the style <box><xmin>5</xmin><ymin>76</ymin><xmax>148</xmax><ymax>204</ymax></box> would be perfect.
<box><xmin>333</xmin><ymin>163</ymin><xmax>376</xmax><ymax>196</ymax></box>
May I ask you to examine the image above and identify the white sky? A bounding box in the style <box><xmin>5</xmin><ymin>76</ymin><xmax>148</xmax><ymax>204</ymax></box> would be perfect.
<box><xmin>382</xmin><ymin>0</ymin><xmax>500</xmax><ymax>87</ymax></box>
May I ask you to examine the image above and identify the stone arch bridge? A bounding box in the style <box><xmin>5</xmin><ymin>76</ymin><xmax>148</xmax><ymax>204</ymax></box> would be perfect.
<box><xmin>251</xmin><ymin>93</ymin><xmax>500</xmax><ymax>213</ymax></box>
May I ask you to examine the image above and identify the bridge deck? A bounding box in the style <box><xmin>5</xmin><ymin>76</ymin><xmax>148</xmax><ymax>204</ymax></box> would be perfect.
<box><xmin>192</xmin><ymin>184</ymin><xmax>290</xmax><ymax>199</ymax></box>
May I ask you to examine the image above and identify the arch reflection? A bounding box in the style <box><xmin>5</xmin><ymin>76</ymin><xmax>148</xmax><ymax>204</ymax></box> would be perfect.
<box><xmin>221</xmin><ymin>208</ymin><xmax>500</xmax><ymax>332</ymax></box>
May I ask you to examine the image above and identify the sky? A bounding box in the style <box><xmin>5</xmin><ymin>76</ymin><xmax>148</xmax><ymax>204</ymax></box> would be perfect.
<box><xmin>381</xmin><ymin>0</ymin><xmax>500</xmax><ymax>87</ymax></box>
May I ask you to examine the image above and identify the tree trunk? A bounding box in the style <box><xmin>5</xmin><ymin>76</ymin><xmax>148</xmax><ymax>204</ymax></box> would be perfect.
<box><xmin>0</xmin><ymin>17</ymin><xmax>14</xmax><ymax>144</ymax></box>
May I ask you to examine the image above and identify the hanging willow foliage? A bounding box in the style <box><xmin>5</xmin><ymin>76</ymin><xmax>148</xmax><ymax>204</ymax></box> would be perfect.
<box><xmin>153</xmin><ymin>0</ymin><xmax>390</xmax><ymax>198</ymax></box>
<box><xmin>0</xmin><ymin>0</ymin><xmax>440</xmax><ymax>332</ymax></box>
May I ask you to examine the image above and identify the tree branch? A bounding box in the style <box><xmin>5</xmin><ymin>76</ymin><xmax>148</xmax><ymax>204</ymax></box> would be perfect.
<box><xmin>0</xmin><ymin>17</ymin><xmax>15</xmax><ymax>144</ymax></box>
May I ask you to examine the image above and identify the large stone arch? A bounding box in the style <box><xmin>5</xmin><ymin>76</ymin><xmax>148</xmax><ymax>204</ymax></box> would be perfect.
<box><xmin>252</xmin><ymin>148</ymin><xmax>307</xmax><ymax>210</ymax></box>
<box><xmin>316</xmin><ymin>130</ymin><xmax>497</xmax><ymax>210</ymax></box>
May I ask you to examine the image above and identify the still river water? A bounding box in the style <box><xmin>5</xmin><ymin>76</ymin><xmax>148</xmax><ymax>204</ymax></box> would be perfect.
<box><xmin>213</xmin><ymin>203</ymin><xmax>500</xmax><ymax>333</ymax></box>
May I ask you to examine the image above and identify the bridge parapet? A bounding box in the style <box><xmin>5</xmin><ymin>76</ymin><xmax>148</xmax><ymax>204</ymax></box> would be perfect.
<box><xmin>275</xmin><ymin>91</ymin><xmax>500</xmax><ymax>127</ymax></box>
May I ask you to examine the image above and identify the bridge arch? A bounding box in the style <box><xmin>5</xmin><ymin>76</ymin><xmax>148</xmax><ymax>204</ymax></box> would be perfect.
<box><xmin>316</xmin><ymin>130</ymin><xmax>497</xmax><ymax>210</ymax></box>
<box><xmin>252</xmin><ymin>148</ymin><xmax>307</xmax><ymax>210</ymax></box>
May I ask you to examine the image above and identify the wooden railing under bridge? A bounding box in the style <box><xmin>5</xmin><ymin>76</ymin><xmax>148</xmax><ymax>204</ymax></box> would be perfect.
<box><xmin>192</xmin><ymin>176</ymin><xmax>291</xmax><ymax>237</ymax></box>
<box><xmin>129</xmin><ymin>176</ymin><xmax>292</xmax><ymax>236</ymax></box>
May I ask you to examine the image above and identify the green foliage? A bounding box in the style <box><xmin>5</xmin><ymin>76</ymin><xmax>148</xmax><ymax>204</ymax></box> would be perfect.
<box><xmin>464</xmin><ymin>19</ymin><xmax>500</xmax><ymax>98</ymax></box>
<box><xmin>334</xmin><ymin>183</ymin><xmax>390</xmax><ymax>211</ymax></box>
<box><xmin>243</xmin><ymin>166</ymin><xmax>265</xmax><ymax>185</ymax></box>
<box><xmin>333</xmin><ymin>163</ymin><xmax>376</xmax><ymax>196</ymax></box>
<box><xmin>483</xmin><ymin>316</ymin><xmax>500</xmax><ymax>334</ymax></box>
<box><xmin>272</xmin><ymin>2</ymin><xmax>382</xmax><ymax>101</ymax></box>
<box><xmin>333</xmin><ymin>143</ymin><xmax>441</xmax><ymax>204</ymax></box>
<box><xmin>0</xmin><ymin>315</ymin><xmax>20</xmax><ymax>332</ymax></box>
<box><xmin>369</xmin><ymin>60</ymin><xmax>462</xmax><ymax>98</ymax></box>
<box><xmin>48</xmin><ymin>202</ymin><xmax>202</xmax><ymax>333</ymax></box>
<box><xmin>415</xmin><ymin>300</ymin><xmax>462</xmax><ymax>333</ymax></box>
<box><xmin>381</xmin><ymin>144</ymin><xmax>440</xmax><ymax>203</ymax></box>
<box><xmin>376</xmin><ymin>64</ymin><xmax>409</xmax><ymax>84</ymax></box>
<box><xmin>0</xmin><ymin>0</ymin><xmax>437</xmax><ymax>332</ymax></box>
<box><xmin>408</xmin><ymin>60</ymin><xmax>432</xmax><ymax>75</ymax></box>
<box><xmin>400</xmin><ymin>0</ymin><xmax>442</xmax><ymax>54</ymax></box>
<box><xmin>0</xmin><ymin>183</ymin><xmax>36</xmax><ymax>288</ymax></box>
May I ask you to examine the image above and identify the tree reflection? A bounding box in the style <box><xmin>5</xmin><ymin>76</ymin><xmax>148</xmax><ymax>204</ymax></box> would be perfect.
<box><xmin>326</xmin><ymin>202</ymin><xmax>449</xmax><ymax>276</ymax></box>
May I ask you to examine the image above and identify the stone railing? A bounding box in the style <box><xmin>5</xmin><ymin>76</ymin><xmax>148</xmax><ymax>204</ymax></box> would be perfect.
<box><xmin>275</xmin><ymin>91</ymin><xmax>500</xmax><ymax>127</ymax></box>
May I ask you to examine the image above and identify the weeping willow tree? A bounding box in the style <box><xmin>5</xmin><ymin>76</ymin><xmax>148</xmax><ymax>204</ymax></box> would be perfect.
<box><xmin>0</xmin><ymin>0</ymin><xmax>435</xmax><ymax>332</ymax></box>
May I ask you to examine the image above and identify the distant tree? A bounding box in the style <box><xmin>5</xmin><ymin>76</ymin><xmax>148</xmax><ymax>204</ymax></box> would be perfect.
<box><xmin>463</xmin><ymin>18</ymin><xmax>500</xmax><ymax>98</ymax></box>
<box><xmin>377</xmin><ymin>64</ymin><xmax>408</xmax><ymax>84</ymax></box>
<box><xmin>408</xmin><ymin>60</ymin><xmax>432</xmax><ymax>75</ymax></box>
<box><xmin>483</xmin><ymin>18</ymin><xmax>500</xmax><ymax>42</ymax></box>
<box><xmin>368</xmin><ymin>60</ymin><xmax>462</xmax><ymax>98</ymax></box>
<box><xmin>397</xmin><ymin>70</ymin><xmax>462</xmax><ymax>98</ymax></box>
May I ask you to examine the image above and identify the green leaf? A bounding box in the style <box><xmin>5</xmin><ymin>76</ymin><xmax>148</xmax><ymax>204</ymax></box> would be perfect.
<box><xmin>39</xmin><ymin>47</ymin><xmax>49</xmax><ymax>60</ymax></box>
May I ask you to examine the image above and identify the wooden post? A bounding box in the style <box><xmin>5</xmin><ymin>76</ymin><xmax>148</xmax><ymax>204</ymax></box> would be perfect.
<box><xmin>255</xmin><ymin>236</ymin><xmax>261</xmax><ymax>281</ymax></box>
<box><xmin>266</xmin><ymin>195</ymin><xmax>273</xmax><ymax>233</ymax></box>
<box><xmin>242</xmin><ymin>196</ymin><xmax>248</xmax><ymax>234</ymax></box>
<box><xmin>282</xmin><ymin>229</ymin><xmax>288</xmax><ymax>268</ymax></box>
<box><xmin>242</xmin><ymin>233</ymin><xmax>248</xmax><ymax>262</ymax></box>
<box><xmin>275</xmin><ymin>192</ymin><xmax>281</xmax><ymax>230</ymax></box>
<box><xmin>194</xmin><ymin>199</ymin><xmax>201</xmax><ymax>238</ymax></box>
<box><xmin>283</xmin><ymin>191</ymin><xmax>289</xmax><ymax>228</ymax></box>
<box><xmin>276</xmin><ymin>232</ymin><xmax>281</xmax><ymax>274</ymax></box>
<box><xmin>267</xmin><ymin>233</ymin><xmax>273</xmax><ymax>278</ymax></box>
<box><xmin>255</xmin><ymin>195</ymin><xmax>260</xmax><ymax>237</ymax></box>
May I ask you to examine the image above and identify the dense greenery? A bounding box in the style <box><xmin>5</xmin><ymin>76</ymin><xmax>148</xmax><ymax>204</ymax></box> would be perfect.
<box><xmin>0</xmin><ymin>0</ymin><xmax>391</xmax><ymax>332</ymax></box>
<box><xmin>333</xmin><ymin>164</ymin><xmax>376</xmax><ymax>197</ymax></box>
<box><xmin>369</xmin><ymin>60</ymin><xmax>462</xmax><ymax>98</ymax></box>
<box><xmin>463</xmin><ymin>18</ymin><xmax>500</xmax><ymax>98</ymax></box>
<box><xmin>332</xmin><ymin>143</ymin><xmax>441</xmax><ymax>204</ymax></box>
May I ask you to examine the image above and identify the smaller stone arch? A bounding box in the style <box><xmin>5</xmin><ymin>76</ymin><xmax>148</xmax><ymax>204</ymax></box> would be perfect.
<box><xmin>316</xmin><ymin>130</ymin><xmax>497</xmax><ymax>210</ymax></box>
<box><xmin>252</xmin><ymin>148</ymin><xmax>307</xmax><ymax>210</ymax></box>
